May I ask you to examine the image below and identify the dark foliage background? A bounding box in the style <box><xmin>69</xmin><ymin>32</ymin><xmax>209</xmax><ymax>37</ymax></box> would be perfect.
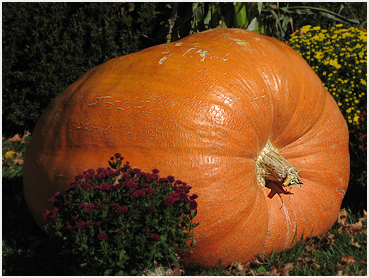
<box><xmin>2</xmin><ymin>2</ymin><xmax>171</xmax><ymax>137</ymax></box>
<box><xmin>292</xmin><ymin>2</ymin><xmax>367</xmax><ymax>29</ymax></box>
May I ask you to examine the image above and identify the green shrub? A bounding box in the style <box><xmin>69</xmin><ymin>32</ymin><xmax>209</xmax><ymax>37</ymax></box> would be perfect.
<box><xmin>288</xmin><ymin>24</ymin><xmax>367</xmax><ymax>210</ymax></box>
<box><xmin>2</xmin><ymin>2</ymin><xmax>165</xmax><ymax>136</ymax></box>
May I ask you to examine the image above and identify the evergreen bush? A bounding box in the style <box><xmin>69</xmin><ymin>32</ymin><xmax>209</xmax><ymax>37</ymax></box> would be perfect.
<box><xmin>2</xmin><ymin>2</ymin><xmax>165</xmax><ymax>136</ymax></box>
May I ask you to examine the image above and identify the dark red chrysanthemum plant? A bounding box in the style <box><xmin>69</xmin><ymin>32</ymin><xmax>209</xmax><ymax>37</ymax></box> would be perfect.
<box><xmin>43</xmin><ymin>153</ymin><xmax>199</xmax><ymax>275</ymax></box>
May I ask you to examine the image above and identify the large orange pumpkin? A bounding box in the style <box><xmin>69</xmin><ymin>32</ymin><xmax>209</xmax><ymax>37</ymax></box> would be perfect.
<box><xmin>23</xmin><ymin>28</ymin><xmax>349</xmax><ymax>268</ymax></box>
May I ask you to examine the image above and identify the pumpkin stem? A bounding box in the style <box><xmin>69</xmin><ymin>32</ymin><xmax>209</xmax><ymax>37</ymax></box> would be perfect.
<box><xmin>256</xmin><ymin>140</ymin><xmax>302</xmax><ymax>188</ymax></box>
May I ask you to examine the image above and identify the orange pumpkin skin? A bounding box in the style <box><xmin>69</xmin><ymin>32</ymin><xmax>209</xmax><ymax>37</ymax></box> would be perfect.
<box><xmin>23</xmin><ymin>28</ymin><xmax>349</xmax><ymax>268</ymax></box>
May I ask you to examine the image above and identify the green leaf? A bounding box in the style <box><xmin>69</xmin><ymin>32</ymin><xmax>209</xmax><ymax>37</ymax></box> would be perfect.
<box><xmin>203</xmin><ymin>5</ymin><xmax>213</xmax><ymax>29</ymax></box>
<box><xmin>116</xmin><ymin>261</ymin><xmax>125</xmax><ymax>268</ymax></box>
<box><xmin>257</xmin><ymin>266</ymin><xmax>267</xmax><ymax>273</ymax></box>
<box><xmin>108</xmin><ymin>160</ymin><xmax>115</xmax><ymax>169</ymax></box>
<box><xmin>266</xmin><ymin>7</ymin><xmax>283</xmax><ymax>30</ymax></box>
<box><xmin>104</xmin><ymin>268</ymin><xmax>113</xmax><ymax>276</ymax></box>
<box><xmin>233</xmin><ymin>2</ymin><xmax>248</xmax><ymax>28</ymax></box>
<box><xmin>191</xmin><ymin>2</ymin><xmax>205</xmax><ymax>33</ymax></box>
<box><xmin>170</xmin><ymin>253</ymin><xmax>179</xmax><ymax>267</ymax></box>
<box><xmin>257</xmin><ymin>2</ymin><xmax>262</xmax><ymax>14</ymax></box>
<box><xmin>220</xmin><ymin>4</ymin><xmax>234</xmax><ymax>28</ymax></box>
<box><xmin>247</xmin><ymin>17</ymin><xmax>259</xmax><ymax>31</ymax></box>
<box><xmin>119</xmin><ymin>249</ymin><xmax>125</xmax><ymax>261</ymax></box>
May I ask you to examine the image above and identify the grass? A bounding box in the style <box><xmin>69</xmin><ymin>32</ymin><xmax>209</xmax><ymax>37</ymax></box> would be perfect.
<box><xmin>2</xmin><ymin>132</ymin><xmax>367</xmax><ymax>276</ymax></box>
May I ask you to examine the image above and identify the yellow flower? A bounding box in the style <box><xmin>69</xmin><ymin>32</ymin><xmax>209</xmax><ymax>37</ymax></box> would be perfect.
<box><xmin>302</xmin><ymin>25</ymin><xmax>312</xmax><ymax>33</ymax></box>
<box><xmin>353</xmin><ymin>115</ymin><xmax>360</xmax><ymax>124</ymax></box>
<box><xmin>336</xmin><ymin>24</ymin><xmax>343</xmax><ymax>28</ymax></box>
<box><xmin>329</xmin><ymin>59</ymin><xmax>342</xmax><ymax>69</ymax></box>
<box><xmin>342</xmin><ymin>32</ymin><xmax>352</xmax><ymax>39</ymax></box>
<box><xmin>360</xmin><ymin>79</ymin><xmax>367</xmax><ymax>86</ymax></box>
<box><xmin>5</xmin><ymin>150</ymin><xmax>16</xmax><ymax>159</ymax></box>
<box><xmin>312</xmin><ymin>35</ymin><xmax>320</xmax><ymax>41</ymax></box>
<box><xmin>315</xmin><ymin>51</ymin><xmax>324</xmax><ymax>59</ymax></box>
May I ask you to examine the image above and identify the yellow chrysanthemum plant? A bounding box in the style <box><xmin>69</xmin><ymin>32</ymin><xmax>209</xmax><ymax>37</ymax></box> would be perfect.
<box><xmin>288</xmin><ymin>24</ymin><xmax>367</xmax><ymax>128</ymax></box>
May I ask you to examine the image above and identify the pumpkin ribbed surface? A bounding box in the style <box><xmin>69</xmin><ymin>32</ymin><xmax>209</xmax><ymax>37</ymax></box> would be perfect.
<box><xmin>23</xmin><ymin>28</ymin><xmax>349</xmax><ymax>268</ymax></box>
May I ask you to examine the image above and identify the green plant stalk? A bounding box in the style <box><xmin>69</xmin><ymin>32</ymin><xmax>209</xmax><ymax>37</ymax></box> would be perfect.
<box><xmin>233</xmin><ymin>2</ymin><xmax>248</xmax><ymax>28</ymax></box>
<box><xmin>279</xmin><ymin>6</ymin><xmax>360</xmax><ymax>24</ymax></box>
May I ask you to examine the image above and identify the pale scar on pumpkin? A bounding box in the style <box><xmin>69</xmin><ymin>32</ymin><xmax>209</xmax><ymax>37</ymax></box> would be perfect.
<box><xmin>87</xmin><ymin>96</ymin><xmax>113</xmax><ymax>107</ymax></box>
<box><xmin>159</xmin><ymin>54</ymin><xmax>172</xmax><ymax>65</ymax></box>
<box><xmin>195</xmin><ymin>50</ymin><xmax>208</xmax><ymax>62</ymax></box>
<box><xmin>159</xmin><ymin>45</ymin><xmax>211</xmax><ymax>64</ymax></box>
<box><xmin>256</xmin><ymin>140</ymin><xmax>303</xmax><ymax>189</ymax></box>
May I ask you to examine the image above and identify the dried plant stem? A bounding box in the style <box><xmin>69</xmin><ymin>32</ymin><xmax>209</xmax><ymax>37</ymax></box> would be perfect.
<box><xmin>256</xmin><ymin>140</ymin><xmax>302</xmax><ymax>188</ymax></box>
